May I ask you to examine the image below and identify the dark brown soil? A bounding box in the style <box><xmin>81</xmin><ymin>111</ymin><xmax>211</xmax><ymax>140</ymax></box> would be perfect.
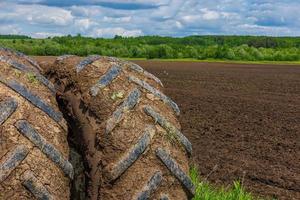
<box><xmin>134</xmin><ymin>61</ymin><xmax>300</xmax><ymax>200</ymax></box>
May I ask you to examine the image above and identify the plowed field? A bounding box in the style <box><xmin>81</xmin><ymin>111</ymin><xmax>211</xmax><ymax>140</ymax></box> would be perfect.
<box><xmin>35</xmin><ymin>57</ymin><xmax>300</xmax><ymax>200</ymax></box>
<box><xmin>135</xmin><ymin>61</ymin><xmax>300</xmax><ymax>200</ymax></box>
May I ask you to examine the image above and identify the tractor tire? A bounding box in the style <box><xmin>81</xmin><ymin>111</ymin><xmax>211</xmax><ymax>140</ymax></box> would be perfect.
<box><xmin>0</xmin><ymin>48</ymin><xmax>73</xmax><ymax>199</ymax></box>
<box><xmin>47</xmin><ymin>55</ymin><xmax>195</xmax><ymax>200</ymax></box>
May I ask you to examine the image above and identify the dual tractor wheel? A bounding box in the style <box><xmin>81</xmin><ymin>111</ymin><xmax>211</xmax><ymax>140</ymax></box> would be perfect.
<box><xmin>0</xmin><ymin>49</ymin><xmax>194</xmax><ymax>200</ymax></box>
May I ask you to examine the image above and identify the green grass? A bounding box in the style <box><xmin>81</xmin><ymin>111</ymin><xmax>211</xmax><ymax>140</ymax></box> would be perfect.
<box><xmin>124</xmin><ymin>57</ymin><xmax>300</xmax><ymax>65</ymax></box>
<box><xmin>189</xmin><ymin>166</ymin><xmax>261</xmax><ymax>200</ymax></box>
<box><xmin>26</xmin><ymin>72</ymin><xmax>39</xmax><ymax>84</ymax></box>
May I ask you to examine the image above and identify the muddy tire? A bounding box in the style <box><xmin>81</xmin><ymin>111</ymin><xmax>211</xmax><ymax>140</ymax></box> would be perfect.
<box><xmin>0</xmin><ymin>49</ymin><xmax>73</xmax><ymax>199</ymax></box>
<box><xmin>48</xmin><ymin>55</ymin><xmax>195</xmax><ymax>200</ymax></box>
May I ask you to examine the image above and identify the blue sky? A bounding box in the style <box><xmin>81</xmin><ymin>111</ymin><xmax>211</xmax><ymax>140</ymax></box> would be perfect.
<box><xmin>0</xmin><ymin>0</ymin><xmax>300</xmax><ymax>38</ymax></box>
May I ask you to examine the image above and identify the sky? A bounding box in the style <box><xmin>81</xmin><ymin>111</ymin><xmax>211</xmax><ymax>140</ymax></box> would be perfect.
<box><xmin>0</xmin><ymin>0</ymin><xmax>300</xmax><ymax>38</ymax></box>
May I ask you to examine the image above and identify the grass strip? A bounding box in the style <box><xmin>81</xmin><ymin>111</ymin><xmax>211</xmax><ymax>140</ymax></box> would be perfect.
<box><xmin>189</xmin><ymin>166</ymin><xmax>264</xmax><ymax>200</ymax></box>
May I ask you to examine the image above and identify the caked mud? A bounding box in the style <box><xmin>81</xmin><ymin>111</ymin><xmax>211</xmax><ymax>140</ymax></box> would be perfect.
<box><xmin>0</xmin><ymin>49</ymin><xmax>71</xmax><ymax>199</ymax></box>
<box><xmin>43</xmin><ymin>56</ymin><xmax>194</xmax><ymax>200</ymax></box>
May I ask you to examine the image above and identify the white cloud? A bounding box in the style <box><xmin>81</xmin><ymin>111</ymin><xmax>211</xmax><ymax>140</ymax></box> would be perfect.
<box><xmin>201</xmin><ymin>9</ymin><xmax>220</xmax><ymax>20</ymax></box>
<box><xmin>0</xmin><ymin>25</ymin><xmax>21</xmax><ymax>35</ymax></box>
<box><xmin>236</xmin><ymin>23</ymin><xmax>296</xmax><ymax>36</ymax></box>
<box><xmin>91</xmin><ymin>27</ymin><xmax>143</xmax><ymax>37</ymax></box>
<box><xmin>181</xmin><ymin>15</ymin><xmax>199</xmax><ymax>23</ymax></box>
<box><xmin>70</xmin><ymin>6</ymin><xmax>101</xmax><ymax>17</ymax></box>
<box><xmin>0</xmin><ymin>3</ymin><xmax>74</xmax><ymax>26</ymax></box>
<box><xmin>32</xmin><ymin>32</ymin><xmax>64</xmax><ymax>38</ymax></box>
<box><xmin>149</xmin><ymin>0</ymin><xmax>185</xmax><ymax>20</ymax></box>
<box><xmin>24</xmin><ymin>6</ymin><xmax>73</xmax><ymax>26</ymax></box>
<box><xmin>98</xmin><ymin>0</ymin><xmax>168</xmax><ymax>5</ymax></box>
<box><xmin>175</xmin><ymin>21</ymin><xmax>183</xmax><ymax>29</ymax></box>
<box><xmin>1</xmin><ymin>0</ymin><xmax>300</xmax><ymax>37</ymax></box>
<box><xmin>74</xmin><ymin>18</ymin><xmax>96</xmax><ymax>31</ymax></box>
<box><xmin>103</xmin><ymin>16</ymin><xmax>132</xmax><ymax>23</ymax></box>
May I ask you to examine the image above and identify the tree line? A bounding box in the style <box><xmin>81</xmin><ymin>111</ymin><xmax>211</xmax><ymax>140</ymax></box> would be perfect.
<box><xmin>1</xmin><ymin>34</ymin><xmax>300</xmax><ymax>61</ymax></box>
<box><xmin>0</xmin><ymin>35</ymin><xmax>31</xmax><ymax>39</ymax></box>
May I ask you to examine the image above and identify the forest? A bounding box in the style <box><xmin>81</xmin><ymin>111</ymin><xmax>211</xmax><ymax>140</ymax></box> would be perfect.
<box><xmin>1</xmin><ymin>34</ymin><xmax>300</xmax><ymax>61</ymax></box>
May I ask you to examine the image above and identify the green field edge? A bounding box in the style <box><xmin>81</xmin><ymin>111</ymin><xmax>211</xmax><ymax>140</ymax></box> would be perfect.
<box><xmin>189</xmin><ymin>166</ymin><xmax>266</xmax><ymax>200</ymax></box>
<box><xmin>124</xmin><ymin>57</ymin><xmax>300</xmax><ymax>65</ymax></box>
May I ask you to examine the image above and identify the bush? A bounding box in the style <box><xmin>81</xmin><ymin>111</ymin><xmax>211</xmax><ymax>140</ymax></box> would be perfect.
<box><xmin>1</xmin><ymin>35</ymin><xmax>300</xmax><ymax>61</ymax></box>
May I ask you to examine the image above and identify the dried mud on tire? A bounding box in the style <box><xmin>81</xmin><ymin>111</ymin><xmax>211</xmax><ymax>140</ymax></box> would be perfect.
<box><xmin>47</xmin><ymin>56</ymin><xmax>194</xmax><ymax>200</ymax></box>
<box><xmin>0</xmin><ymin>49</ymin><xmax>73</xmax><ymax>199</ymax></box>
